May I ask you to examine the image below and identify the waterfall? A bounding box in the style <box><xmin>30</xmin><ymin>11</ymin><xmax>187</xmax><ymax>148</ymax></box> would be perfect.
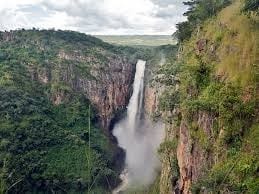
<box><xmin>112</xmin><ymin>60</ymin><xmax>164</xmax><ymax>193</ymax></box>
<box><xmin>126</xmin><ymin>59</ymin><xmax>145</xmax><ymax>129</ymax></box>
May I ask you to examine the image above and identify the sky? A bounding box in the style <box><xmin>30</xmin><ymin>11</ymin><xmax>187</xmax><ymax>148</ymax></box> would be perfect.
<box><xmin>0</xmin><ymin>0</ymin><xmax>187</xmax><ymax>35</ymax></box>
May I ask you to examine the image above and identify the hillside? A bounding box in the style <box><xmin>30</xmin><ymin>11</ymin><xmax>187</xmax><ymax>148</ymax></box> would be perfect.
<box><xmin>0</xmin><ymin>29</ymin><xmax>145</xmax><ymax>193</ymax></box>
<box><xmin>155</xmin><ymin>0</ymin><xmax>259</xmax><ymax>193</ymax></box>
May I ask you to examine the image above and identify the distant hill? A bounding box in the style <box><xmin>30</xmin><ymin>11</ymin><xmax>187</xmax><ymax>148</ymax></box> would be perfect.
<box><xmin>95</xmin><ymin>35</ymin><xmax>177</xmax><ymax>47</ymax></box>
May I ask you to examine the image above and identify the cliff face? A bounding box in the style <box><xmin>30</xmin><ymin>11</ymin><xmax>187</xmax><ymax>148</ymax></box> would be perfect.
<box><xmin>0</xmin><ymin>30</ymin><xmax>136</xmax><ymax>132</ymax></box>
<box><xmin>32</xmin><ymin>50</ymin><xmax>135</xmax><ymax>131</ymax></box>
<box><xmin>142</xmin><ymin>46</ymin><xmax>178</xmax><ymax>194</ymax></box>
<box><xmin>82</xmin><ymin>58</ymin><xmax>134</xmax><ymax>131</ymax></box>
<box><xmin>144</xmin><ymin>84</ymin><xmax>162</xmax><ymax>117</ymax></box>
<box><xmin>158</xmin><ymin>112</ymin><xmax>215</xmax><ymax>194</ymax></box>
<box><xmin>143</xmin><ymin>46</ymin><xmax>178</xmax><ymax>118</ymax></box>
<box><xmin>176</xmin><ymin>112</ymin><xmax>215</xmax><ymax>193</ymax></box>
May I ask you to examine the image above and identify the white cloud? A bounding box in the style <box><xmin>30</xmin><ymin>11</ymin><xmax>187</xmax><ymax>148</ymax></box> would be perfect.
<box><xmin>0</xmin><ymin>0</ymin><xmax>187</xmax><ymax>35</ymax></box>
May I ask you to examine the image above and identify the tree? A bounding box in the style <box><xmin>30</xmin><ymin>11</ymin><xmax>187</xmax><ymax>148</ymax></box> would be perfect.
<box><xmin>242</xmin><ymin>0</ymin><xmax>259</xmax><ymax>12</ymax></box>
<box><xmin>174</xmin><ymin>0</ymin><xmax>231</xmax><ymax>42</ymax></box>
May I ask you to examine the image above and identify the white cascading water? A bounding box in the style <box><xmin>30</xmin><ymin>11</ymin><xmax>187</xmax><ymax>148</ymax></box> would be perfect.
<box><xmin>112</xmin><ymin>60</ymin><xmax>164</xmax><ymax>193</ymax></box>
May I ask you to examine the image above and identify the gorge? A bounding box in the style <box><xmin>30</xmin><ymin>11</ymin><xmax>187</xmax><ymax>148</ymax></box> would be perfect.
<box><xmin>0</xmin><ymin>0</ymin><xmax>258</xmax><ymax>194</ymax></box>
<box><xmin>0</xmin><ymin>30</ymin><xmax>144</xmax><ymax>193</ymax></box>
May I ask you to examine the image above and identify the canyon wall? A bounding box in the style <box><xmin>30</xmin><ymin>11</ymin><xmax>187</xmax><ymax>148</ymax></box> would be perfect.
<box><xmin>1</xmin><ymin>30</ymin><xmax>136</xmax><ymax>132</ymax></box>
<box><xmin>156</xmin><ymin>1</ymin><xmax>258</xmax><ymax>193</ymax></box>
<box><xmin>0</xmin><ymin>30</ymin><xmax>139</xmax><ymax>193</ymax></box>
<box><xmin>39</xmin><ymin>50</ymin><xmax>135</xmax><ymax>131</ymax></box>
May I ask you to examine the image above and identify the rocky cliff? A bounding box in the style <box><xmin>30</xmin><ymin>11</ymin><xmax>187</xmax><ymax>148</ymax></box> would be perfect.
<box><xmin>156</xmin><ymin>1</ymin><xmax>258</xmax><ymax>193</ymax></box>
<box><xmin>0</xmin><ymin>30</ymin><xmax>137</xmax><ymax>132</ymax></box>
<box><xmin>176</xmin><ymin>112</ymin><xmax>215</xmax><ymax>193</ymax></box>
<box><xmin>0</xmin><ymin>29</ymin><xmax>143</xmax><ymax>193</ymax></box>
<box><xmin>32</xmin><ymin>49</ymin><xmax>135</xmax><ymax>131</ymax></box>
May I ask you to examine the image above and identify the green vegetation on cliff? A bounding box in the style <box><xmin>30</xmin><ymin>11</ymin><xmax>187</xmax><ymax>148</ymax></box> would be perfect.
<box><xmin>158</xmin><ymin>0</ymin><xmax>258</xmax><ymax>193</ymax></box>
<box><xmin>0</xmin><ymin>30</ymin><xmax>146</xmax><ymax>193</ymax></box>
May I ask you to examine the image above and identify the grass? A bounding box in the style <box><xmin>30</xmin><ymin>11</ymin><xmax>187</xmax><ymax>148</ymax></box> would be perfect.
<box><xmin>203</xmin><ymin>0</ymin><xmax>258</xmax><ymax>85</ymax></box>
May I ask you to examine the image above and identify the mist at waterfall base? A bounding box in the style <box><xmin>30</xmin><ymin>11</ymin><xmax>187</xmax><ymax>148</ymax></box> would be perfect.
<box><xmin>113</xmin><ymin>60</ymin><xmax>164</xmax><ymax>190</ymax></box>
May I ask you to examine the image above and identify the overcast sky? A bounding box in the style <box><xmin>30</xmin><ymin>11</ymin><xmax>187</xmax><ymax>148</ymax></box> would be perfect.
<box><xmin>0</xmin><ymin>0</ymin><xmax>187</xmax><ymax>35</ymax></box>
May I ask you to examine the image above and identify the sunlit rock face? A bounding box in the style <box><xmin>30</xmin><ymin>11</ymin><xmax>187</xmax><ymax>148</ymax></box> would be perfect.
<box><xmin>28</xmin><ymin>48</ymin><xmax>135</xmax><ymax>131</ymax></box>
<box><xmin>1</xmin><ymin>30</ymin><xmax>137</xmax><ymax>132</ymax></box>
<box><xmin>74</xmin><ymin>56</ymin><xmax>135</xmax><ymax>131</ymax></box>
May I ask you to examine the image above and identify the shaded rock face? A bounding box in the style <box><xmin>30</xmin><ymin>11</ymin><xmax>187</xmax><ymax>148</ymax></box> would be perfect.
<box><xmin>176</xmin><ymin>112</ymin><xmax>215</xmax><ymax>194</ymax></box>
<box><xmin>77</xmin><ymin>60</ymin><xmax>135</xmax><ymax>131</ymax></box>
<box><xmin>158</xmin><ymin>110</ymin><xmax>215</xmax><ymax>194</ymax></box>
<box><xmin>29</xmin><ymin>50</ymin><xmax>135</xmax><ymax>131</ymax></box>
<box><xmin>143</xmin><ymin>64</ymin><xmax>166</xmax><ymax>118</ymax></box>
<box><xmin>177</xmin><ymin>121</ymin><xmax>192</xmax><ymax>194</ymax></box>
<box><xmin>143</xmin><ymin>73</ymin><xmax>177</xmax><ymax>194</ymax></box>
<box><xmin>159</xmin><ymin>121</ymin><xmax>177</xmax><ymax>194</ymax></box>
<box><xmin>144</xmin><ymin>85</ymin><xmax>161</xmax><ymax>117</ymax></box>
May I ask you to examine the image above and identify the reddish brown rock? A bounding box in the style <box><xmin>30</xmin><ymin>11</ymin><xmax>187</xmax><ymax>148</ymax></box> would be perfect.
<box><xmin>196</xmin><ymin>39</ymin><xmax>207</xmax><ymax>54</ymax></box>
<box><xmin>27</xmin><ymin>49</ymin><xmax>135</xmax><ymax>131</ymax></box>
<box><xmin>177</xmin><ymin>112</ymin><xmax>215</xmax><ymax>194</ymax></box>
